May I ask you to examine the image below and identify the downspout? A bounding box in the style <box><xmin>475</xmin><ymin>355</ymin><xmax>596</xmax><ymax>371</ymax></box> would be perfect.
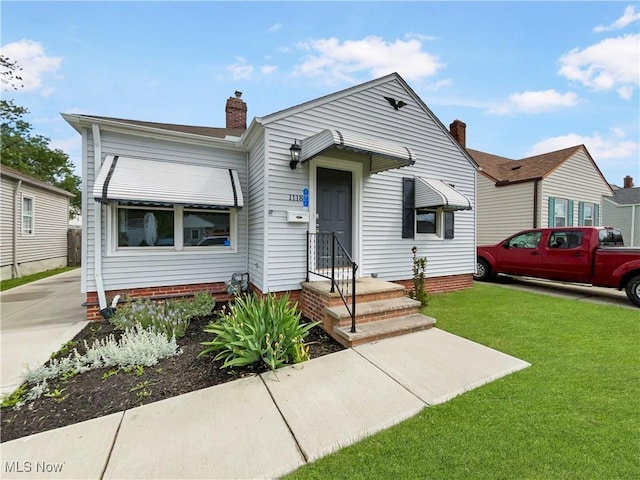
<box><xmin>631</xmin><ymin>204</ymin><xmax>637</xmax><ymax>246</ymax></box>
<box><xmin>532</xmin><ymin>179</ymin><xmax>539</xmax><ymax>228</ymax></box>
<box><xmin>12</xmin><ymin>180</ymin><xmax>22</xmax><ymax>278</ymax></box>
<box><xmin>92</xmin><ymin>124</ymin><xmax>109</xmax><ymax>314</ymax></box>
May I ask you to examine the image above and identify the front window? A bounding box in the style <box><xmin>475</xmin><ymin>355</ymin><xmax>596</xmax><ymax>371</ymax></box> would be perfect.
<box><xmin>554</xmin><ymin>198</ymin><xmax>568</xmax><ymax>227</ymax></box>
<box><xmin>582</xmin><ymin>202</ymin><xmax>594</xmax><ymax>226</ymax></box>
<box><xmin>117</xmin><ymin>206</ymin><xmax>174</xmax><ymax>247</ymax></box>
<box><xmin>183</xmin><ymin>210</ymin><xmax>231</xmax><ymax>247</ymax></box>
<box><xmin>22</xmin><ymin>196</ymin><xmax>34</xmax><ymax>235</ymax></box>
<box><xmin>416</xmin><ymin>209</ymin><xmax>437</xmax><ymax>234</ymax></box>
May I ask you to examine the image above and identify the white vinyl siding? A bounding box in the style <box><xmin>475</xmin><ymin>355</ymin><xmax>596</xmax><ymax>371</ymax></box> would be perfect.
<box><xmin>247</xmin><ymin>132</ymin><xmax>266</xmax><ymax>292</ymax></box>
<box><xmin>541</xmin><ymin>150</ymin><xmax>610</xmax><ymax>228</ymax></box>
<box><xmin>476</xmin><ymin>174</ymin><xmax>533</xmax><ymax>245</ymax></box>
<box><xmin>602</xmin><ymin>197</ymin><xmax>640</xmax><ymax>246</ymax></box>
<box><xmin>83</xmin><ymin>129</ymin><xmax>248</xmax><ymax>292</ymax></box>
<box><xmin>260</xmin><ymin>76</ymin><xmax>476</xmax><ymax>291</ymax></box>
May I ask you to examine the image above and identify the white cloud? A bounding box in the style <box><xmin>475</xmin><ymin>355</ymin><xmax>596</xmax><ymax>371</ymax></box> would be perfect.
<box><xmin>261</xmin><ymin>65</ymin><xmax>278</xmax><ymax>74</ymax></box>
<box><xmin>226</xmin><ymin>57</ymin><xmax>253</xmax><ymax>80</ymax></box>
<box><xmin>527</xmin><ymin>131</ymin><xmax>638</xmax><ymax>164</ymax></box>
<box><xmin>0</xmin><ymin>39</ymin><xmax>62</xmax><ymax>94</ymax></box>
<box><xmin>558</xmin><ymin>34</ymin><xmax>639</xmax><ymax>98</ymax></box>
<box><xmin>488</xmin><ymin>89</ymin><xmax>580</xmax><ymax>115</ymax></box>
<box><xmin>268</xmin><ymin>22</ymin><xmax>283</xmax><ymax>33</ymax></box>
<box><xmin>293</xmin><ymin>36</ymin><xmax>444</xmax><ymax>84</ymax></box>
<box><xmin>594</xmin><ymin>5</ymin><xmax>640</xmax><ymax>33</ymax></box>
<box><xmin>405</xmin><ymin>32</ymin><xmax>438</xmax><ymax>42</ymax></box>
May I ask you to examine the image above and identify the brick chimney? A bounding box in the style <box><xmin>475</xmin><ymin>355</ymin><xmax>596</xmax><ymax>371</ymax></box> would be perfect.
<box><xmin>225</xmin><ymin>91</ymin><xmax>247</xmax><ymax>129</ymax></box>
<box><xmin>624</xmin><ymin>175</ymin><xmax>634</xmax><ymax>188</ymax></box>
<box><xmin>449</xmin><ymin>119</ymin><xmax>466</xmax><ymax>148</ymax></box>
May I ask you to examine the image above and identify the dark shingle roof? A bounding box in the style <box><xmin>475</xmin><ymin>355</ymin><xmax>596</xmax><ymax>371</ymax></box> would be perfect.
<box><xmin>468</xmin><ymin>145</ymin><xmax>583</xmax><ymax>184</ymax></box>
<box><xmin>80</xmin><ymin>115</ymin><xmax>245</xmax><ymax>139</ymax></box>
<box><xmin>610</xmin><ymin>187</ymin><xmax>640</xmax><ymax>205</ymax></box>
<box><xmin>1</xmin><ymin>165</ymin><xmax>74</xmax><ymax>197</ymax></box>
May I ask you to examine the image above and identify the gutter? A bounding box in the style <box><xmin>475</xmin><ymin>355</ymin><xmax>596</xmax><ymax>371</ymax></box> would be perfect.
<box><xmin>532</xmin><ymin>179</ymin><xmax>539</xmax><ymax>228</ymax></box>
<box><xmin>91</xmin><ymin>124</ymin><xmax>109</xmax><ymax>315</ymax></box>
<box><xmin>12</xmin><ymin>179</ymin><xmax>22</xmax><ymax>278</ymax></box>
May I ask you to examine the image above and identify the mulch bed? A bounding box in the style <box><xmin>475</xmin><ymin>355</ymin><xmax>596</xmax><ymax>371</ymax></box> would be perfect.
<box><xmin>1</xmin><ymin>315</ymin><xmax>345</xmax><ymax>443</ymax></box>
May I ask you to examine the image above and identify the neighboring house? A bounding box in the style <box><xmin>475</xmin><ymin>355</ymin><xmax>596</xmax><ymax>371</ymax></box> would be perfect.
<box><xmin>602</xmin><ymin>176</ymin><xmax>640</xmax><ymax>246</ymax></box>
<box><xmin>63</xmin><ymin>73</ymin><xmax>478</xmax><ymax>323</ymax></box>
<box><xmin>0</xmin><ymin>165</ymin><xmax>74</xmax><ymax>280</ymax></box>
<box><xmin>451</xmin><ymin>124</ymin><xmax>613</xmax><ymax>245</ymax></box>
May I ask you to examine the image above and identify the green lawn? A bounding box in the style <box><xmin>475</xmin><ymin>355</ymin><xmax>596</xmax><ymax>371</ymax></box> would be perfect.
<box><xmin>0</xmin><ymin>266</ymin><xmax>78</xmax><ymax>291</ymax></box>
<box><xmin>288</xmin><ymin>284</ymin><xmax>640</xmax><ymax>479</ymax></box>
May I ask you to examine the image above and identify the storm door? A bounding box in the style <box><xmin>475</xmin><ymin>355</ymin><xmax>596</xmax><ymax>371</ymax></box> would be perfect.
<box><xmin>316</xmin><ymin>167</ymin><xmax>353</xmax><ymax>265</ymax></box>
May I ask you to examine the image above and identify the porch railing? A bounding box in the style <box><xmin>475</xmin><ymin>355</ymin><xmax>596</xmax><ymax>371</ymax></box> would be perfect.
<box><xmin>306</xmin><ymin>232</ymin><xmax>358</xmax><ymax>333</ymax></box>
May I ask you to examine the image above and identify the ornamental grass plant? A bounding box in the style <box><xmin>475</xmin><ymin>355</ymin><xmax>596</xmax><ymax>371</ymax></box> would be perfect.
<box><xmin>199</xmin><ymin>293</ymin><xmax>318</xmax><ymax>371</ymax></box>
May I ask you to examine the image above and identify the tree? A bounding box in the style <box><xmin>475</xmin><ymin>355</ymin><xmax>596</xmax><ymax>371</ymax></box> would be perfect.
<box><xmin>1</xmin><ymin>55</ymin><xmax>81</xmax><ymax>216</ymax></box>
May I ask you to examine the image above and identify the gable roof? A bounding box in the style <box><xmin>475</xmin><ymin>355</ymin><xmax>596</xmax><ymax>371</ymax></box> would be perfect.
<box><xmin>469</xmin><ymin>145</ymin><xmax>611</xmax><ymax>193</ymax></box>
<box><xmin>609</xmin><ymin>186</ymin><xmax>640</xmax><ymax>205</ymax></box>
<box><xmin>1</xmin><ymin>164</ymin><xmax>74</xmax><ymax>197</ymax></box>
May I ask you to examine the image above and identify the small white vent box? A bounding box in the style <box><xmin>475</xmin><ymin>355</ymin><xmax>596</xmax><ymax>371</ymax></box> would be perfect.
<box><xmin>287</xmin><ymin>211</ymin><xmax>309</xmax><ymax>223</ymax></box>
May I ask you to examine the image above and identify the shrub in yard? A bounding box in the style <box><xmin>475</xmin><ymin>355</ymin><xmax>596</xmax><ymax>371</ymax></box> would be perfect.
<box><xmin>199</xmin><ymin>293</ymin><xmax>318</xmax><ymax>371</ymax></box>
<box><xmin>110</xmin><ymin>292</ymin><xmax>215</xmax><ymax>339</ymax></box>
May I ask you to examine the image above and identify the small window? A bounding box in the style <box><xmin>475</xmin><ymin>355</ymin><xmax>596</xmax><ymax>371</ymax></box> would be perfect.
<box><xmin>580</xmin><ymin>202</ymin><xmax>595</xmax><ymax>226</ymax></box>
<box><xmin>416</xmin><ymin>209</ymin><xmax>437</xmax><ymax>235</ymax></box>
<box><xmin>554</xmin><ymin>198</ymin><xmax>568</xmax><ymax>227</ymax></box>
<box><xmin>184</xmin><ymin>210</ymin><xmax>231</xmax><ymax>247</ymax></box>
<box><xmin>549</xmin><ymin>231</ymin><xmax>583</xmax><ymax>249</ymax></box>
<box><xmin>599</xmin><ymin>228</ymin><xmax>624</xmax><ymax>246</ymax></box>
<box><xmin>22</xmin><ymin>196</ymin><xmax>34</xmax><ymax>235</ymax></box>
<box><xmin>117</xmin><ymin>206</ymin><xmax>175</xmax><ymax>247</ymax></box>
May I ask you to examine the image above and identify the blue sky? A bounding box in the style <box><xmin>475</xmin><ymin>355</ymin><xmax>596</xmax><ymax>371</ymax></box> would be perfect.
<box><xmin>2</xmin><ymin>1</ymin><xmax>639</xmax><ymax>186</ymax></box>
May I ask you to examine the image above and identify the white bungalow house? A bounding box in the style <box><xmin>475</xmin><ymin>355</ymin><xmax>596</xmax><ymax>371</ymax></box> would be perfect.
<box><xmin>64</xmin><ymin>73</ymin><xmax>478</xmax><ymax>345</ymax></box>
<box><xmin>452</xmin><ymin>123</ymin><xmax>613</xmax><ymax>246</ymax></box>
<box><xmin>0</xmin><ymin>165</ymin><xmax>74</xmax><ymax>280</ymax></box>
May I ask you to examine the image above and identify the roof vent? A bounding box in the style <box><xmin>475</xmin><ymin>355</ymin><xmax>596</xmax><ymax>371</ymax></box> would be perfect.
<box><xmin>511</xmin><ymin>165</ymin><xmax>521</xmax><ymax>171</ymax></box>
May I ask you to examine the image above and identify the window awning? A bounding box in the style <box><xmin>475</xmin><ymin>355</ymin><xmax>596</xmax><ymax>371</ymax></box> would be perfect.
<box><xmin>415</xmin><ymin>177</ymin><xmax>472</xmax><ymax>211</ymax></box>
<box><xmin>300</xmin><ymin>129</ymin><xmax>416</xmax><ymax>174</ymax></box>
<box><xmin>93</xmin><ymin>155</ymin><xmax>243</xmax><ymax>208</ymax></box>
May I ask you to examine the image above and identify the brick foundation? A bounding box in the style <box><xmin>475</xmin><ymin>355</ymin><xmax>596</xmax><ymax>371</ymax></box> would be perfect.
<box><xmin>393</xmin><ymin>273</ymin><xmax>473</xmax><ymax>296</ymax></box>
<box><xmin>85</xmin><ymin>282</ymin><xmax>233</xmax><ymax>321</ymax></box>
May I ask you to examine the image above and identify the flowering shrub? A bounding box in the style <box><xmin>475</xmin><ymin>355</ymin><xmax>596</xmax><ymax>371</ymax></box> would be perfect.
<box><xmin>110</xmin><ymin>292</ymin><xmax>215</xmax><ymax>339</ymax></box>
<box><xmin>199</xmin><ymin>293</ymin><xmax>317</xmax><ymax>371</ymax></box>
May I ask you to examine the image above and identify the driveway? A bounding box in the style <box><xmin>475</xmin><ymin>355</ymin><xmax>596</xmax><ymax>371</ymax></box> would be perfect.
<box><xmin>1</xmin><ymin>269</ymin><xmax>87</xmax><ymax>395</ymax></box>
<box><xmin>492</xmin><ymin>275</ymin><xmax>635</xmax><ymax>310</ymax></box>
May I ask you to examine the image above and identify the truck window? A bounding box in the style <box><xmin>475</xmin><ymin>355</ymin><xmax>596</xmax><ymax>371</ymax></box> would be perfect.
<box><xmin>549</xmin><ymin>231</ymin><xmax>583</xmax><ymax>249</ymax></box>
<box><xmin>508</xmin><ymin>231</ymin><xmax>541</xmax><ymax>248</ymax></box>
<box><xmin>599</xmin><ymin>229</ymin><xmax>624</xmax><ymax>246</ymax></box>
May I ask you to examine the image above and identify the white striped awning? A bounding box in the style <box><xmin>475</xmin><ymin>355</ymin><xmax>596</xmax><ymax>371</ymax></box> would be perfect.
<box><xmin>415</xmin><ymin>177</ymin><xmax>472</xmax><ymax>211</ymax></box>
<box><xmin>93</xmin><ymin>155</ymin><xmax>243</xmax><ymax>208</ymax></box>
<box><xmin>300</xmin><ymin>129</ymin><xmax>415</xmax><ymax>174</ymax></box>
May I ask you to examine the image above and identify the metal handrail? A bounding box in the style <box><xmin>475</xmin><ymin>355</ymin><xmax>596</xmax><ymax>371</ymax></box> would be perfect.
<box><xmin>307</xmin><ymin>232</ymin><xmax>358</xmax><ymax>333</ymax></box>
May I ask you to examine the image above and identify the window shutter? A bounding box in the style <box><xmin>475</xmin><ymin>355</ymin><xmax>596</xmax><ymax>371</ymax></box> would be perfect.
<box><xmin>548</xmin><ymin>197</ymin><xmax>555</xmax><ymax>227</ymax></box>
<box><xmin>578</xmin><ymin>202</ymin><xmax>584</xmax><ymax>226</ymax></box>
<box><xmin>567</xmin><ymin>200</ymin><xmax>574</xmax><ymax>226</ymax></box>
<box><xmin>402</xmin><ymin>177</ymin><xmax>415</xmax><ymax>239</ymax></box>
<box><xmin>444</xmin><ymin>211</ymin><xmax>455</xmax><ymax>239</ymax></box>
<box><xmin>594</xmin><ymin>204</ymin><xmax>600</xmax><ymax>225</ymax></box>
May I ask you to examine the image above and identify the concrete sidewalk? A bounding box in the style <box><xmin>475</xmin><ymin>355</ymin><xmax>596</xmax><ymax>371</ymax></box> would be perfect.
<box><xmin>1</xmin><ymin>269</ymin><xmax>87</xmax><ymax>395</ymax></box>
<box><xmin>1</xmin><ymin>328</ymin><xmax>530</xmax><ymax>480</ymax></box>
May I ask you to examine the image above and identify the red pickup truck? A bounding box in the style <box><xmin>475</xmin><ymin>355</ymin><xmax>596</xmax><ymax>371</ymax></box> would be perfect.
<box><xmin>475</xmin><ymin>227</ymin><xmax>640</xmax><ymax>307</ymax></box>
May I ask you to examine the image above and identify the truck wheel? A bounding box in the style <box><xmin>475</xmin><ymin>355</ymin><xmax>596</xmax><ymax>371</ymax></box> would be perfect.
<box><xmin>625</xmin><ymin>275</ymin><xmax>640</xmax><ymax>307</ymax></box>
<box><xmin>474</xmin><ymin>258</ymin><xmax>493</xmax><ymax>282</ymax></box>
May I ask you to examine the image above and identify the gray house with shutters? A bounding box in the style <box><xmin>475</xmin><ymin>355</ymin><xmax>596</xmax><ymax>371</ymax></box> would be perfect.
<box><xmin>602</xmin><ymin>177</ymin><xmax>640</xmax><ymax>247</ymax></box>
<box><xmin>64</xmin><ymin>73</ymin><xmax>478</xmax><ymax>327</ymax></box>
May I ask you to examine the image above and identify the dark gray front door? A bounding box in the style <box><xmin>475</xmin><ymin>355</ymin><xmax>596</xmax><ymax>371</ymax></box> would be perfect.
<box><xmin>317</xmin><ymin>167</ymin><xmax>352</xmax><ymax>256</ymax></box>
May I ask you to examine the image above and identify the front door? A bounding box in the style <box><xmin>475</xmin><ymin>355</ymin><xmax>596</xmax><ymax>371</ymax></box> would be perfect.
<box><xmin>317</xmin><ymin>167</ymin><xmax>352</xmax><ymax>258</ymax></box>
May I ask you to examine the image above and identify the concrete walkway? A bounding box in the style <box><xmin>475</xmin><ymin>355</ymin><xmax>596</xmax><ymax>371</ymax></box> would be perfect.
<box><xmin>1</xmin><ymin>328</ymin><xmax>530</xmax><ymax>479</ymax></box>
<box><xmin>1</xmin><ymin>269</ymin><xmax>87</xmax><ymax>395</ymax></box>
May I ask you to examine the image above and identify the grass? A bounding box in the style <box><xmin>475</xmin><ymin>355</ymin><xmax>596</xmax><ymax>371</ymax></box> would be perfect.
<box><xmin>287</xmin><ymin>283</ymin><xmax>640</xmax><ymax>479</ymax></box>
<box><xmin>0</xmin><ymin>266</ymin><xmax>78</xmax><ymax>291</ymax></box>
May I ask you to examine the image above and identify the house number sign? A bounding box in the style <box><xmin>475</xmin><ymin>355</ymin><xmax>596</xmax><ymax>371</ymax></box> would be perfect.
<box><xmin>288</xmin><ymin>187</ymin><xmax>309</xmax><ymax>206</ymax></box>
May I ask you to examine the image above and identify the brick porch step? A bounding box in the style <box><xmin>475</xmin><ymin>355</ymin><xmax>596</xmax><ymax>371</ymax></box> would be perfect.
<box><xmin>325</xmin><ymin>296</ymin><xmax>421</xmax><ymax>327</ymax></box>
<box><xmin>333</xmin><ymin>313</ymin><xmax>436</xmax><ymax>347</ymax></box>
